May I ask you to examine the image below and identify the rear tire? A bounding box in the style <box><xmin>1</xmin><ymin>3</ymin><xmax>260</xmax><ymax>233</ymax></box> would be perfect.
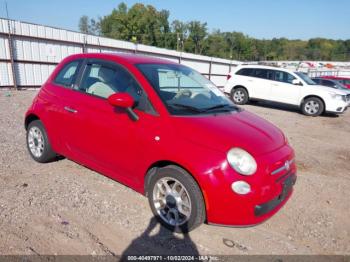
<box><xmin>301</xmin><ymin>97</ymin><xmax>324</xmax><ymax>116</ymax></box>
<box><xmin>26</xmin><ymin>120</ymin><xmax>57</xmax><ymax>163</ymax></box>
<box><xmin>231</xmin><ymin>87</ymin><xmax>249</xmax><ymax>105</ymax></box>
<box><xmin>146</xmin><ymin>165</ymin><xmax>206</xmax><ymax>233</ymax></box>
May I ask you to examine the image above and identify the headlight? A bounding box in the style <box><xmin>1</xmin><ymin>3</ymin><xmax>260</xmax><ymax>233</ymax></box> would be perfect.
<box><xmin>227</xmin><ymin>148</ymin><xmax>257</xmax><ymax>175</ymax></box>
<box><xmin>330</xmin><ymin>93</ymin><xmax>346</xmax><ymax>102</ymax></box>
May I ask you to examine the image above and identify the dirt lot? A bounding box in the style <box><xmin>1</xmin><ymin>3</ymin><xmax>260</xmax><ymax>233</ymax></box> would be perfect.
<box><xmin>0</xmin><ymin>90</ymin><xmax>349</xmax><ymax>256</ymax></box>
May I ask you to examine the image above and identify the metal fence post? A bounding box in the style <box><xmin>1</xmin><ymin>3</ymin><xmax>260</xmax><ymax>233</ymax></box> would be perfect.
<box><xmin>209</xmin><ymin>58</ymin><xmax>212</xmax><ymax>80</ymax></box>
<box><xmin>7</xmin><ymin>19</ymin><xmax>18</xmax><ymax>90</ymax></box>
<box><xmin>82</xmin><ymin>35</ymin><xmax>87</xmax><ymax>53</ymax></box>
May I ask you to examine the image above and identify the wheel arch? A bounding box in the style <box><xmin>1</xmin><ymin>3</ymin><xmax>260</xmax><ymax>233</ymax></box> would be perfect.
<box><xmin>144</xmin><ymin>160</ymin><xmax>196</xmax><ymax>195</ymax></box>
<box><xmin>232</xmin><ymin>85</ymin><xmax>249</xmax><ymax>95</ymax></box>
<box><xmin>300</xmin><ymin>95</ymin><xmax>325</xmax><ymax>111</ymax></box>
<box><xmin>24</xmin><ymin>114</ymin><xmax>40</xmax><ymax>130</ymax></box>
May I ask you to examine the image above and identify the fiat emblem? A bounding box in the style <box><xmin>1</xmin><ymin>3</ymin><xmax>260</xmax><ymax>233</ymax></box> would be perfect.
<box><xmin>285</xmin><ymin>160</ymin><xmax>290</xmax><ymax>171</ymax></box>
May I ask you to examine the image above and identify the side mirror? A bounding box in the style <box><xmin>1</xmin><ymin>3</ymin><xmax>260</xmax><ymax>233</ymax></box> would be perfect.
<box><xmin>292</xmin><ymin>79</ymin><xmax>302</xmax><ymax>86</ymax></box>
<box><xmin>108</xmin><ymin>93</ymin><xmax>139</xmax><ymax>121</ymax></box>
<box><xmin>108</xmin><ymin>93</ymin><xmax>135</xmax><ymax>108</ymax></box>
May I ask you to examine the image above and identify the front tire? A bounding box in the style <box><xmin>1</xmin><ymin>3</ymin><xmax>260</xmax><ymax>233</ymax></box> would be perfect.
<box><xmin>231</xmin><ymin>87</ymin><xmax>249</xmax><ymax>105</ymax></box>
<box><xmin>26</xmin><ymin>120</ymin><xmax>56</xmax><ymax>163</ymax></box>
<box><xmin>301</xmin><ymin>97</ymin><xmax>324</xmax><ymax>116</ymax></box>
<box><xmin>147</xmin><ymin>165</ymin><xmax>206</xmax><ymax>233</ymax></box>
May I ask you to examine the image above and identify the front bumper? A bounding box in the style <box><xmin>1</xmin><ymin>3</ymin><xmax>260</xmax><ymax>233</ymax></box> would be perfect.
<box><xmin>254</xmin><ymin>172</ymin><xmax>296</xmax><ymax>217</ymax></box>
<box><xmin>325</xmin><ymin>99</ymin><xmax>349</xmax><ymax>113</ymax></box>
<box><xmin>202</xmin><ymin>144</ymin><xmax>297</xmax><ymax>226</ymax></box>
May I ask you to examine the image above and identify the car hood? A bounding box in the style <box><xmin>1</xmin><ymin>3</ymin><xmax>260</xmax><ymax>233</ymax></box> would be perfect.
<box><xmin>172</xmin><ymin>110</ymin><xmax>286</xmax><ymax>157</ymax></box>
<box><xmin>311</xmin><ymin>84</ymin><xmax>349</xmax><ymax>95</ymax></box>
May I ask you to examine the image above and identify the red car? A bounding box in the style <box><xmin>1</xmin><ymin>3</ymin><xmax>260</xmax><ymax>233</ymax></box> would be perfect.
<box><xmin>25</xmin><ymin>53</ymin><xmax>296</xmax><ymax>232</ymax></box>
<box><xmin>321</xmin><ymin>76</ymin><xmax>350</xmax><ymax>89</ymax></box>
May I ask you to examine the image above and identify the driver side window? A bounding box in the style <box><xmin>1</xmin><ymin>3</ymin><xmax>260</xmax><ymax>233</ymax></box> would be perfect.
<box><xmin>79</xmin><ymin>61</ymin><xmax>143</xmax><ymax>102</ymax></box>
<box><xmin>275</xmin><ymin>71</ymin><xmax>296</xmax><ymax>84</ymax></box>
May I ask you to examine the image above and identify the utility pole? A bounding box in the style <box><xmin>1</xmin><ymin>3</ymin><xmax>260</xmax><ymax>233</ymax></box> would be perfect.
<box><xmin>176</xmin><ymin>32</ymin><xmax>180</xmax><ymax>52</ymax></box>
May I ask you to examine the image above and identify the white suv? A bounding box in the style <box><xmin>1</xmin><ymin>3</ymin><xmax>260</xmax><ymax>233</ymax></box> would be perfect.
<box><xmin>223</xmin><ymin>65</ymin><xmax>350</xmax><ymax>116</ymax></box>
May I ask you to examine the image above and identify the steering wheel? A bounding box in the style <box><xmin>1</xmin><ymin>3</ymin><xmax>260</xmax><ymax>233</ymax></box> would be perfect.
<box><xmin>174</xmin><ymin>89</ymin><xmax>192</xmax><ymax>99</ymax></box>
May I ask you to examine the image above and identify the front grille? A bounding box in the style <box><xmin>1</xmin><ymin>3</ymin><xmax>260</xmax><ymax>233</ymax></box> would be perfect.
<box><xmin>271</xmin><ymin>159</ymin><xmax>294</xmax><ymax>175</ymax></box>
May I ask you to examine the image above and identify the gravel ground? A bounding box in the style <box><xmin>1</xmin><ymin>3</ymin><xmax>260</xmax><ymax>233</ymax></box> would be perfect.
<box><xmin>0</xmin><ymin>90</ymin><xmax>349</xmax><ymax>256</ymax></box>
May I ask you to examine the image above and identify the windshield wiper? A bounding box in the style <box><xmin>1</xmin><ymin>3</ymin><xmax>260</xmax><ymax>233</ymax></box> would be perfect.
<box><xmin>168</xmin><ymin>103</ymin><xmax>204</xmax><ymax>113</ymax></box>
<box><xmin>201</xmin><ymin>104</ymin><xmax>237</xmax><ymax>112</ymax></box>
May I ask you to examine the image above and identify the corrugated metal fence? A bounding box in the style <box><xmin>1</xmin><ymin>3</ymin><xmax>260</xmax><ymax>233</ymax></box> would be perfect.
<box><xmin>0</xmin><ymin>18</ymin><xmax>239</xmax><ymax>89</ymax></box>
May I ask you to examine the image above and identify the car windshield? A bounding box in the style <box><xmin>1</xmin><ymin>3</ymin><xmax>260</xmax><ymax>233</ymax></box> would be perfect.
<box><xmin>295</xmin><ymin>72</ymin><xmax>316</xmax><ymax>85</ymax></box>
<box><xmin>136</xmin><ymin>63</ymin><xmax>237</xmax><ymax>115</ymax></box>
<box><xmin>333</xmin><ymin>81</ymin><xmax>349</xmax><ymax>90</ymax></box>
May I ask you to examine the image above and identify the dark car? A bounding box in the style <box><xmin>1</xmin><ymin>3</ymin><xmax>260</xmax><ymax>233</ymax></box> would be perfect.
<box><xmin>320</xmin><ymin>76</ymin><xmax>350</xmax><ymax>89</ymax></box>
<box><xmin>312</xmin><ymin>78</ymin><xmax>350</xmax><ymax>94</ymax></box>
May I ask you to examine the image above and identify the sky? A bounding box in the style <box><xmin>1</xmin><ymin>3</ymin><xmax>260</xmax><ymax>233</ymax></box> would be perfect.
<box><xmin>1</xmin><ymin>0</ymin><xmax>350</xmax><ymax>40</ymax></box>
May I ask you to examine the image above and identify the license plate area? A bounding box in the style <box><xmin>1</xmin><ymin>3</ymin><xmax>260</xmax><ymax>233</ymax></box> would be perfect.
<box><xmin>254</xmin><ymin>173</ymin><xmax>296</xmax><ymax>217</ymax></box>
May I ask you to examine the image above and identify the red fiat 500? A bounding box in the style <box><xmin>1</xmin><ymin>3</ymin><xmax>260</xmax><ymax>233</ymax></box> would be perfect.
<box><xmin>25</xmin><ymin>53</ymin><xmax>296</xmax><ymax>232</ymax></box>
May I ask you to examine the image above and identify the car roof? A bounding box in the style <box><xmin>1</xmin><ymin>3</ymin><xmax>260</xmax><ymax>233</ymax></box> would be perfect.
<box><xmin>234</xmin><ymin>64</ymin><xmax>291</xmax><ymax>72</ymax></box>
<box><xmin>312</xmin><ymin>77</ymin><xmax>336</xmax><ymax>82</ymax></box>
<box><xmin>65</xmin><ymin>53</ymin><xmax>178</xmax><ymax>65</ymax></box>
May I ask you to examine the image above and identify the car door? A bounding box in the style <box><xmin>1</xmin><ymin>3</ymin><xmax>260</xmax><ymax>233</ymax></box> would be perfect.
<box><xmin>269</xmin><ymin>70</ymin><xmax>301</xmax><ymax>105</ymax></box>
<box><xmin>43</xmin><ymin>59</ymin><xmax>84</xmax><ymax>155</ymax></box>
<box><xmin>60</xmin><ymin>59</ymin><xmax>156</xmax><ymax>185</ymax></box>
<box><xmin>250</xmin><ymin>68</ymin><xmax>274</xmax><ymax>99</ymax></box>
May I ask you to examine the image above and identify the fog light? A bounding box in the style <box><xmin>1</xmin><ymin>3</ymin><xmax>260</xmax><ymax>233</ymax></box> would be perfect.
<box><xmin>231</xmin><ymin>181</ymin><xmax>251</xmax><ymax>195</ymax></box>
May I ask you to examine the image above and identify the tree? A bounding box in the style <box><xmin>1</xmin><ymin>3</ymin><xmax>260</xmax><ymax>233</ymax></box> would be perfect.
<box><xmin>79</xmin><ymin>16</ymin><xmax>89</xmax><ymax>34</ymax></box>
<box><xmin>187</xmin><ymin>21</ymin><xmax>208</xmax><ymax>54</ymax></box>
<box><xmin>79</xmin><ymin>15</ymin><xmax>100</xmax><ymax>35</ymax></box>
<box><xmin>203</xmin><ymin>30</ymin><xmax>227</xmax><ymax>58</ymax></box>
<box><xmin>81</xmin><ymin>2</ymin><xmax>350</xmax><ymax>61</ymax></box>
<box><xmin>99</xmin><ymin>2</ymin><xmax>173</xmax><ymax>48</ymax></box>
<box><xmin>171</xmin><ymin>20</ymin><xmax>188</xmax><ymax>51</ymax></box>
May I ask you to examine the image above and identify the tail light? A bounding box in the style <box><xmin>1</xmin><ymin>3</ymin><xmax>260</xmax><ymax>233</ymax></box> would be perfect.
<box><xmin>227</xmin><ymin>74</ymin><xmax>232</xmax><ymax>80</ymax></box>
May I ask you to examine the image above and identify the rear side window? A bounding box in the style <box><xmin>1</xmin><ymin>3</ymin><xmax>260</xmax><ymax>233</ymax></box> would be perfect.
<box><xmin>254</xmin><ymin>69</ymin><xmax>268</xmax><ymax>79</ymax></box>
<box><xmin>54</xmin><ymin>60</ymin><xmax>81</xmax><ymax>87</ymax></box>
<box><xmin>236</xmin><ymin>68</ymin><xmax>254</xmax><ymax>76</ymax></box>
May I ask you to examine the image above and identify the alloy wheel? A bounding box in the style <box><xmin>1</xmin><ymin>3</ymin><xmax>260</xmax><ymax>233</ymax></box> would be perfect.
<box><xmin>233</xmin><ymin>90</ymin><xmax>245</xmax><ymax>103</ymax></box>
<box><xmin>27</xmin><ymin>126</ymin><xmax>45</xmax><ymax>158</ymax></box>
<box><xmin>152</xmin><ymin>177</ymin><xmax>192</xmax><ymax>226</ymax></box>
<box><xmin>304</xmin><ymin>100</ymin><xmax>320</xmax><ymax>115</ymax></box>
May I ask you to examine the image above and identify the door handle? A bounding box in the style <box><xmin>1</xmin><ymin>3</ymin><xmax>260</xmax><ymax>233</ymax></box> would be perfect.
<box><xmin>64</xmin><ymin>106</ymin><xmax>78</xmax><ymax>113</ymax></box>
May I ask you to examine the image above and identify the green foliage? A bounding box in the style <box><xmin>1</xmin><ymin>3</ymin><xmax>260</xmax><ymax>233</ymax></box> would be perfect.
<box><xmin>79</xmin><ymin>3</ymin><xmax>350</xmax><ymax>61</ymax></box>
<box><xmin>79</xmin><ymin>15</ymin><xmax>100</xmax><ymax>35</ymax></box>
